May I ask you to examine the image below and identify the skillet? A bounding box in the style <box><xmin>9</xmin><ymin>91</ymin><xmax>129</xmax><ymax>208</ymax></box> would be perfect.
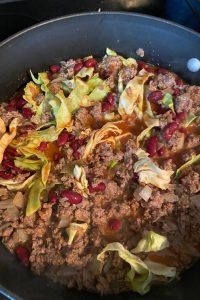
<box><xmin>0</xmin><ymin>12</ymin><xmax>199</xmax><ymax>300</ymax></box>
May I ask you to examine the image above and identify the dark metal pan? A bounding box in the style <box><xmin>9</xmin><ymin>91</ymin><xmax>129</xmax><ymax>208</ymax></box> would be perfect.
<box><xmin>0</xmin><ymin>12</ymin><xmax>199</xmax><ymax>300</ymax></box>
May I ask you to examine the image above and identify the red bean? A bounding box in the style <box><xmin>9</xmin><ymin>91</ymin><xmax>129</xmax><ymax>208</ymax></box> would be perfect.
<box><xmin>49</xmin><ymin>191</ymin><xmax>58</xmax><ymax>204</ymax></box>
<box><xmin>106</xmin><ymin>92</ymin><xmax>115</xmax><ymax>106</ymax></box>
<box><xmin>84</xmin><ymin>58</ymin><xmax>97</xmax><ymax>68</ymax></box>
<box><xmin>101</xmin><ymin>101</ymin><xmax>111</xmax><ymax>112</ymax></box>
<box><xmin>163</xmin><ymin>122</ymin><xmax>178</xmax><ymax>141</ymax></box>
<box><xmin>133</xmin><ymin>173</ymin><xmax>139</xmax><ymax>182</ymax></box>
<box><xmin>89</xmin><ymin>182</ymin><xmax>106</xmax><ymax>193</ymax></box>
<box><xmin>16</xmin><ymin>98</ymin><xmax>26</xmax><ymax>109</ymax></box>
<box><xmin>157</xmin><ymin>68</ymin><xmax>169</xmax><ymax>75</ymax></box>
<box><xmin>53</xmin><ymin>152</ymin><xmax>62</xmax><ymax>161</ymax></box>
<box><xmin>15</xmin><ymin>246</ymin><xmax>30</xmax><ymax>267</ymax></box>
<box><xmin>48</xmin><ymin>72</ymin><xmax>53</xmax><ymax>81</ymax></box>
<box><xmin>176</xmin><ymin>78</ymin><xmax>184</xmax><ymax>86</ymax></box>
<box><xmin>174</xmin><ymin>112</ymin><xmax>186</xmax><ymax>123</ymax></box>
<box><xmin>108</xmin><ymin>218</ymin><xmax>121</xmax><ymax>231</ymax></box>
<box><xmin>0</xmin><ymin>171</ymin><xmax>14</xmax><ymax>179</ymax></box>
<box><xmin>74</xmin><ymin>62</ymin><xmax>84</xmax><ymax>74</ymax></box>
<box><xmin>157</xmin><ymin>147</ymin><xmax>165</xmax><ymax>157</ymax></box>
<box><xmin>8</xmin><ymin>98</ymin><xmax>17</xmax><ymax>111</ymax></box>
<box><xmin>173</xmin><ymin>88</ymin><xmax>180</xmax><ymax>96</ymax></box>
<box><xmin>73</xmin><ymin>150</ymin><xmax>80</xmax><ymax>160</ymax></box>
<box><xmin>146</xmin><ymin>136</ymin><xmax>158</xmax><ymax>157</ymax></box>
<box><xmin>2</xmin><ymin>160</ymin><xmax>15</xmax><ymax>170</ymax></box>
<box><xmin>148</xmin><ymin>91</ymin><xmax>163</xmax><ymax>102</ymax></box>
<box><xmin>57</xmin><ymin>131</ymin><xmax>69</xmax><ymax>147</ymax></box>
<box><xmin>50</xmin><ymin>65</ymin><xmax>60</xmax><ymax>73</ymax></box>
<box><xmin>5</xmin><ymin>146</ymin><xmax>19</xmax><ymax>157</ymax></box>
<box><xmin>37</xmin><ymin>142</ymin><xmax>48</xmax><ymax>151</ymax></box>
<box><xmin>179</xmin><ymin>127</ymin><xmax>187</xmax><ymax>135</ymax></box>
<box><xmin>60</xmin><ymin>190</ymin><xmax>82</xmax><ymax>204</ymax></box>
<box><xmin>22</xmin><ymin>108</ymin><xmax>34</xmax><ymax>119</ymax></box>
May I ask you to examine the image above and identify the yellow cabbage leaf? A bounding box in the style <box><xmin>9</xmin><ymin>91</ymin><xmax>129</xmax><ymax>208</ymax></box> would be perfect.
<box><xmin>66</xmin><ymin>222</ymin><xmax>88</xmax><ymax>245</ymax></box>
<box><xmin>134</xmin><ymin>149</ymin><xmax>173</xmax><ymax>190</ymax></box>
<box><xmin>26</xmin><ymin>178</ymin><xmax>45</xmax><ymax>216</ymax></box>
<box><xmin>41</xmin><ymin>161</ymin><xmax>51</xmax><ymax>185</ymax></box>
<box><xmin>82</xmin><ymin>122</ymin><xmax>122</xmax><ymax>159</ymax></box>
<box><xmin>23</xmin><ymin>81</ymin><xmax>40</xmax><ymax>111</ymax></box>
<box><xmin>55</xmin><ymin>90</ymin><xmax>72</xmax><ymax>129</ymax></box>
<box><xmin>0</xmin><ymin>118</ymin><xmax>19</xmax><ymax>163</ymax></box>
<box><xmin>136</xmin><ymin>119</ymin><xmax>159</xmax><ymax>147</ymax></box>
<box><xmin>0</xmin><ymin>173</ymin><xmax>36</xmax><ymax>191</ymax></box>
<box><xmin>73</xmin><ymin>165</ymin><xmax>88</xmax><ymax>197</ymax></box>
<box><xmin>132</xmin><ymin>231</ymin><xmax>169</xmax><ymax>253</ymax></box>
<box><xmin>118</xmin><ymin>71</ymin><xmax>152</xmax><ymax>119</ymax></box>
<box><xmin>0</xmin><ymin>117</ymin><xmax>6</xmax><ymax>137</ymax></box>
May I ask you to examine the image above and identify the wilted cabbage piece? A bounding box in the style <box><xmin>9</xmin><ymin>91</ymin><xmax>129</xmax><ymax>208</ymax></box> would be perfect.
<box><xmin>26</xmin><ymin>178</ymin><xmax>45</xmax><ymax>216</ymax></box>
<box><xmin>0</xmin><ymin>173</ymin><xmax>36</xmax><ymax>191</ymax></box>
<box><xmin>97</xmin><ymin>242</ymin><xmax>152</xmax><ymax>295</ymax></box>
<box><xmin>136</xmin><ymin>119</ymin><xmax>159</xmax><ymax>147</ymax></box>
<box><xmin>88</xmin><ymin>82</ymin><xmax>110</xmax><ymax>101</ymax></box>
<box><xmin>30</xmin><ymin>70</ymin><xmax>50</xmax><ymax>86</ymax></box>
<box><xmin>184</xmin><ymin>112</ymin><xmax>198</xmax><ymax>127</ymax></box>
<box><xmin>76</xmin><ymin>67</ymin><xmax>94</xmax><ymax>79</ymax></box>
<box><xmin>161</xmin><ymin>93</ymin><xmax>175</xmax><ymax>112</ymax></box>
<box><xmin>66</xmin><ymin>222</ymin><xmax>88</xmax><ymax>245</ymax></box>
<box><xmin>0</xmin><ymin>118</ymin><xmax>19</xmax><ymax>163</ymax></box>
<box><xmin>175</xmin><ymin>154</ymin><xmax>200</xmax><ymax>178</ymax></box>
<box><xmin>54</xmin><ymin>90</ymin><xmax>72</xmax><ymax>129</ymax></box>
<box><xmin>14</xmin><ymin>158</ymin><xmax>42</xmax><ymax>171</ymax></box>
<box><xmin>132</xmin><ymin>231</ymin><xmax>169</xmax><ymax>253</ymax></box>
<box><xmin>106</xmin><ymin>48</ymin><xmax>137</xmax><ymax>67</ymax></box>
<box><xmin>134</xmin><ymin>149</ymin><xmax>173</xmax><ymax>190</ymax></box>
<box><xmin>41</xmin><ymin>162</ymin><xmax>51</xmax><ymax>185</ymax></box>
<box><xmin>82</xmin><ymin>122</ymin><xmax>122</xmax><ymax>159</ymax></box>
<box><xmin>118</xmin><ymin>71</ymin><xmax>152</xmax><ymax>119</ymax></box>
<box><xmin>144</xmin><ymin>259</ymin><xmax>176</xmax><ymax>278</ymax></box>
<box><xmin>23</xmin><ymin>81</ymin><xmax>40</xmax><ymax>111</ymax></box>
<box><xmin>0</xmin><ymin>117</ymin><xmax>6</xmax><ymax>137</ymax></box>
<box><xmin>73</xmin><ymin>165</ymin><xmax>88</xmax><ymax>196</ymax></box>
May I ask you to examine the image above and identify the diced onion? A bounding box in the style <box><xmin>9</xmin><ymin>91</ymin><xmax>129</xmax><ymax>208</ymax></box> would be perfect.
<box><xmin>139</xmin><ymin>186</ymin><xmax>152</xmax><ymax>202</ymax></box>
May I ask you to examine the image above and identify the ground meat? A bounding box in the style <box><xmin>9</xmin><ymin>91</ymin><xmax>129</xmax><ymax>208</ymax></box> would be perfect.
<box><xmin>74</xmin><ymin>107</ymin><xmax>93</xmax><ymax>131</ymax></box>
<box><xmin>59</xmin><ymin>59</ymin><xmax>76</xmax><ymax>79</ymax></box>
<box><xmin>185</xmin><ymin>134</ymin><xmax>200</xmax><ymax>149</ymax></box>
<box><xmin>1</xmin><ymin>111</ymin><xmax>23</xmax><ymax>126</ymax></box>
<box><xmin>181</xmin><ymin>171</ymin><xmax>200</xmax><ymax>194</ymax></box>
<box><xmin>48</xmin><ymin>82</ymin><xmax>61</xmax><ymax>94</ymax></box>
<box><xmin>167</xmin><ymin>131</ymin><xmax>185</xmax><ymax>152</ymax></box>
<box><xmin>150</xmin><ymin>72</ymin><xmax>177</xmax><ymax>90</ymax></box>
<box><xmin>119</xmin><ymin>65</ymin><xmax>137</xmax><ymax>85</ymax></box>
<box><xmin>158</xmin><ymin>111</ymin><xmax>174</xmax><ymax>129</ymax></box>
<box><xmin>90</xmin><ymin>103</ymin><xmax>103</xmax><ymax>123</ymax></box>
<box><xmin>175</xmin><ymin>85</ymin><xmax>200</xmax><ymax>114</ymax></box>
<box><xmin>98</xmin><ymin>56</ymin><xmax>123</xmax><ymax>78</ymax></box>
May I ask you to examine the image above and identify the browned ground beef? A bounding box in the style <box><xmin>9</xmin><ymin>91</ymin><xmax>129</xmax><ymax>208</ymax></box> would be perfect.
<box><xmin>0</xmin><ymin>52</ymin><xmax>199</xmax><ymax>296</ymax></box>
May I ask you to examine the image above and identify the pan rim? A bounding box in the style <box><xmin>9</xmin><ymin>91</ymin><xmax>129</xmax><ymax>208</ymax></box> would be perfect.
<box><xmin>0</xmin><ymin>11</ymin><xmax>200</xmax><ymax>49</ymax></box>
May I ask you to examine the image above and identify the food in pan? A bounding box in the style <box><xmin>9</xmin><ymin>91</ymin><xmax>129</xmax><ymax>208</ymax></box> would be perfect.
<box><xmin>0</xmin><ymin>48</ymin><xmax>199</xmax><ymax>295</ymax></box>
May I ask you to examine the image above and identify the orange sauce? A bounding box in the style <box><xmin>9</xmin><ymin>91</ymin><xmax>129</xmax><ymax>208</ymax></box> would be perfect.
<box><xmin>44</xmin><ymin>142</ymin><xmax>59</xmax><ymax>161</ymax></box>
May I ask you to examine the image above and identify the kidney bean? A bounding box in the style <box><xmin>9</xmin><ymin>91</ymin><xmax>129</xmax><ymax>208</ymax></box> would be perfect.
<box><xmin>37</xmin><ymin>142</ymin><xmax>48</xmax><ymax>151</ymax></box>
<box><xmin>73</xmin><ymin>150</ymin><xmax>80</xmax><ymax>160</ymax></box>
<box><xmin>157</xmin><ymin>147</ymin><xmax>165</xmax><ymax>157</ymax></box>
<box><xmin>53</xmin><ymin>152</ymin><xmax>62</xmax><ymax>161</ymax></box>
<box><xmin>22</xmin><ymin>108</ymin><xmax>34</xmax><ymax>119</ymax></box>
<box><xmin>49</xmin><ymin>191</ymin><xmax>58</xmax><ymax>204</ymax></box>
<box><xmin>5</xmin><ymin>146</ymin><xmax>19</xmax><ymax>157</ymax></box>
<box><xmin>89</xmin><ymin>182</ymin><xmax>106</xmax><ymax>193</ymax></box>
<box><xmin>173</xmin><ymin>88</ymin><xmax>180</xmax><ymax>96</ymax></box>
<box><xmin>57</xmin><ymin>131</ymin><xmax>69</xmax><ymax>147</ymax></box>
<box><xmin>50</xmin><ymin>65</ymin><xmax>60</xmax><ymax>73</ymax></box>
<box><xmin>106</xmin><ymin>92</ymin><xmax>115</xmax><ymax>106</ymax></box>
<box><xmin>148</xmin><ymin>91</ymin><xmax>163</xmax><ymax>102</ymax></box>
<box><xmin>16</xmin><ymin>98</ymin><xmax>26</xmax><ymax>110</ymax></box>
<box><xmin>0</xmin><ymin>171</ymin><xmax>14</xmax><ymax>179</ymax></box>
<box><xmin>8</xmin><ymin>98</ymin><xmax>17</xmax><ymax>111</ymax></box>
<box><xmin>174</xmin><ymin>112</ymin><xmax>186</xmax><ymax>123</ymax></box>
<box><xmin>163</xmin><ymin>122</ymin><xmax>178</xmax><ymax>141</ymax></box>
<box><xmin>146</xmin><ymin>136</ymin><xmax>158</xmax><ymax>157</ymax></box>
<box><xmin>15</xmin><ymin>246</ymin><xmax>30</xmax><ymax>267</ymax></box>
<box><xmin>133</xmin><ymin>173</ymin><xmax>139</xmax><ymax>182</ymax></box>
<box><xmin>108</xmin><ymin>218</ymin><xmax>121</xmax><ymax>231</ymax></box>
<box><xmin>2</xmin><ymin>160</ymin><xmax>15</xmax><ymax>170</ymax></box>
<box><xmin>74</xmin><ymin>62</ymin><xmax>84</xmax><ymax>74</ymax></box>
<box><xmin>179</xmin><ymin>127</ymin><xmax>187</xmax><ymax>135</ymax></box>
<box><xmin>101</xmin><ymin>102</ymin><xmax>111</xmax><ymax>112</ymax></box>
<box><xmin>176</xmin><ymin>78</ymin><xmax>184</xmax><ymax>86</ymax></box>
<box><xmin>60</xmin><ymin>190</ymin><xmax>82</xmax><ymax>204</ymax></box>
<box><xmin>84</xmin><ymin>58</ymin><xmax>97</xmax><ymax>68</ymax></box>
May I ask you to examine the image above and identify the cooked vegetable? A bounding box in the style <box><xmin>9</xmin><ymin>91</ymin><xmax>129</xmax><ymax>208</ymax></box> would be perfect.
<box><xmin>0</xmin><ymin>118</ymin><xmax>19</xmax><ymax>163</ymax></box>
<box><xmin>73</xmin><ymin>165</ymin><xmax>88</xmax><ymax>196</ymax></box>
<box><xmin>134</xmin><ymin>149</ymin><xmax>173</xmax><ymax>190</ymax></box>
<box><xmin>144</xmin><ymin>259</ymin><xmax>176</xmax><ymax>278</ymax></box>
<box><xmin>66</xmin><ymin>222</ymin><xmax>88</xmax><ymax>245</ymax></box>
<box><xmin>0</xmin><ymin>173</ymin><xmax>36</xmax><ymax>191</ymax></box>
<box><xmin>26</xmin><ymin>178</ymin><xmax>45</xmax><ymax>216</ymax></box>
<box><xmin>132</xmin><ymin>231</ymin><xmax>169</xmax><ymax>253</ymax></box>
<box><xmin>175</xmin><ymin>154</ymin><xmax>200</xmax><ymax>178</ymax></box>
<box><xmin>23</xmin><ymin>81</ymin><xmax>40</xmax><ymax>111</ymax></box>
<box><xmin>136</xmin><ymin>119</ymin><xmax>159</xmax><ymax>147</ymax></box>
<box><xmin>184</xmin><ymin>112</ymin><xmax>198</xmax><ymax>127</ymax></box>
<box><xmin>97</xmin><ymin>242</ymin><xmax>152</xmax><ymax>295</ymax></box>
<box><xmin>161</xmin><ymin>93</ymin><xmax>175</xmax><ymax>112</ymax></box>
<box><xmin>118</xmin><ymin>71</ymin><xmax>152</xmax><ymax>119</ymax></box>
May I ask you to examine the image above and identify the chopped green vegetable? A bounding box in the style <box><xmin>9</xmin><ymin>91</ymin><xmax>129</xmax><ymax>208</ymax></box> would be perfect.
<box><xmin>66</xmin><ymin>223</ymin><xmax>88</xmax><ymax>245</ymax></box>
<box><xmin>0</xmin><ymin>173</ymin><xmax>36</xmax><ymax>191</ymax></box>
<box><xmin>26</xmin><ymin>178</ymin><xmax>45</xmax><ymax>216</ymax></box>
<box><xmin>14</xmin><ymin>158</ymin><xmax>42</xmax><ymax>171</ymax></box>
<box><xmin>108</xmin><ymin>160</ymin><xmax>118</xmax><ymax>169</ymax></box>
<box><xmin>144</xmin><ymin>259</ymin><xmax>177</xmax><ymax>278</ymax></box>
<box><xmin>175</xmin><ymin>154</ymin><xmax>200</xmax><ymax>178</ymax></box>
<box><xmin>132</xmin><ymin>231</ymin><xmax>169</xmax><ymax>253</ymax></box>
<box><xmin>136</xmin><ymin>119</ymin><xmax>159</xmax><ymax>147</ymax></box>
<box><xmin>184</xmin><ymin>112</ymin><xmax>198</xmax><ymax>127</ymax></box>
<box><xmin>97</xmin><ymin>242</ymin><xmax>152</xmax><ymax>295</ymax></box>
<box><xmin>161</xmin><ymin>93</ymin><xmax>175</xmax><ymax>112</ymax></box>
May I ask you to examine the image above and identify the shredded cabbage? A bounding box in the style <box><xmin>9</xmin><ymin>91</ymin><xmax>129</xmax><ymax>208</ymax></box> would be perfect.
<box><xmin>175</xmin><ymin>154</ymin><xmax>200</xmax><ymax>178</ymax></box>
<box><xmin>132</xmin><ymin>231</ymin><xmax>169</xmax><ymax>253</ymax></box>
<box><xmin>26</xmin><ymin>178</ymin><xmax>45</xmax><ymax>216</ymax></box>
<box><xmin>73</xmin><ymin>165</ymin><xmax>88</xmax><ymax>196</ymax></box>
<box><xmin>0</xmin><ymin>173</ymin><xmax>36</xmax><ymax>191</ymax></box>
<box><xmin>66</xmin><ymin>222</ymin><xmax>88</xmax><ymax>245</ymax></box>
<box><xmin>136</xmin><ymin>119</ymin><xmax>159</xmax><ymax>147</ymax></box>
<box><xmin>134</xmin><ymin>149</ymin><xmax>173</xmax><ymax>190</ymax></box>
<box><xmin>161</xmin><ymin>93</ymin><xmax>175</xmax><ymax>112</ymax></box>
